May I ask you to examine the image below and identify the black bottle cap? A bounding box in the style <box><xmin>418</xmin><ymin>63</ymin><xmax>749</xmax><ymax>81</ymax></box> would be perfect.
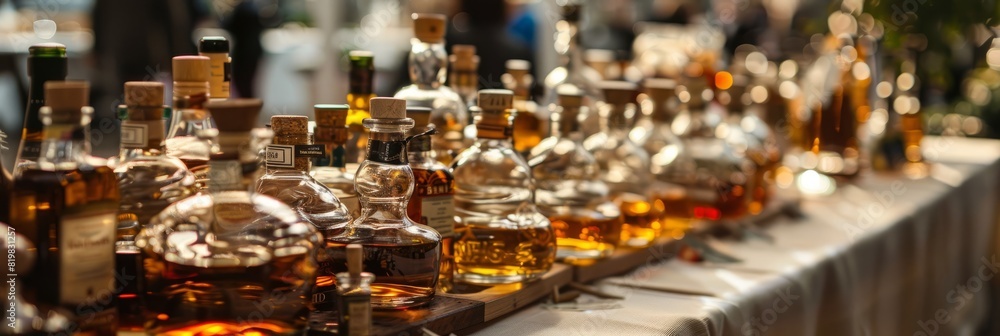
<box><xmin>199</xmin><ymin>36</ymin><xmax>229</xmax><ymax>53</ymax></box>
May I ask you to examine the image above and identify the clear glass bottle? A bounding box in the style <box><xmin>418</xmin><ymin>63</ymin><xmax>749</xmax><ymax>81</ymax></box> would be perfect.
<box><xmin>138</xmin><ymin>99</ymin><xmax>321</xmax><ymax>335</ymax></box>
<box><xmin>541</xmin><ymin>2</ymin><xmax>603</xmax><ymax>137</ymax></box>
<box><xmin>312</xmin><ymin>104</ymin><xmax>360</xmax><ymax>216</ymax></box>
<box><xmin>528</xmin><ymin>88</ymin><xmax>622</xmax><ymax>265</ymax></box>
<box><xmin>450</xmin><ymin>44</ymin><xmax>479</xmax><ymax>108</ymax></box>
<box><xmin>347</xmin><ymin>50</ymin><xmax>376</xmax><ymax>164</ymax></box>
<box><xmin>113</xmin><ymin>81</ymin><xmax>197</xmax><ymax>330</ymax></box>
<box><xmin>337</xmin><ymin>244</ymin><xmax>373</xmax><ymax>336</ymax></box>
<box><xmin>10</xmin><ymin>81</ymin><xmax>119</xmax><ymax>334</ymax></box>
<box><xmin>165</xmin><ymin>55</ymin><xmax>214</xmax><ymax>183</ymax></box>
<box><xmin>13</xmin><ymin>43</ymin><xmax>67</xmax><ymax>176</ymax></box>
<box><xmin>452</xmin><ymin>90</ymin><xmax>555</xmax><ymax>284</ymax></box>
<box><xmin>583</xmin><ymin>81</ymin><xmax>660</xmax><ymax>248</ymax></box>
<box><xmin>325</xmin><ymin>98</ymin><xmax>441</xmax><ymax>309</ymax></box>
<box><xmin>394</xmin><ymin>13</ymin><xmax>468</xmax><ymax>165</ymax></box>
<box><xmin>503</xmin><ymin>59</ymin><xmax>544</xmax><ymax>155</ymax></box>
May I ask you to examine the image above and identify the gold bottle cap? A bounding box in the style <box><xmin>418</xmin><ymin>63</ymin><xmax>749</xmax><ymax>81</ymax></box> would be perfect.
<box><xmin>124</xmin><ymin>81</ymin><xmax>164</xmax><ymax>107</ymax></box>
<box><xmin>451</xmin><ymin>45</ymin><xmax>478</xmax><ymax>70</ymax></box>
<box><xmin>45</xmin><ymin>81</ymin><xmax>89</xmax><ymax>111</ymax></box>
<box><xmin>172</xmin><ymin>55</ymin><xmax>211</xmax><ymax>82</ymax></box>
<box><xmin>207</xmin><ymin>98</ymin><xmax>262</xmax><ymax>132</ymax></box>
<box><xmin>370</xmin><ymin>97</ymin><xmax>407</xmax><ymax>119</ymax></box>
<box><xmin>347</xmin><ymin>244</ymin><xmax>363</xmax><ymax>277</ymax></box>
<box><xmin>407</xmin><ymin>106</ymin><xmax>432</xmax><ymax>127</ymax></box>
<box><xmin>270</xmin><ymin>115</ymin><xmax>309</xmax><ymax>135</ymax></box>
<box><xmin>478</xmin><ymin>89</ymin><xmax>514</xmax><ymax>111</ymax></box>
<box><xmin>600</xmin><ymin>81</ymin><xmax>638</xmax><ymax>105</ymax></box>
<box><xmin>412</xmin><ymin>13</ymin><xmax>446</xmax><ymax>43</ymax></box>
<box><xmin>314</xmin><ymin>104</ymin><xmax>349</xmax><ymax>127</ymax></box>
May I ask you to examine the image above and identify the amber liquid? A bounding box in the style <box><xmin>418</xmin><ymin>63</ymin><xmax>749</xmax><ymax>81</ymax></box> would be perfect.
<box><xmin>115</xmin><ymin>249</ymin><xmax>143</xmax><ymax>331</ymax></box>
<box><xmin>407</xmin><ymin>167</ymin><xmax>456</xmax><ymax>291</ymax></box>
<box><xmin>512</xmin><ymin>99</ymin><xmax>543</xmax><ymax>153</ymax></box>
<box><xmin>320</xmin><ymin>241</ymin><xmax>440</xmax><ymax>309</ymax></box>
<box><xmin>550</xmin><ymin>213</ymin><xmax>622</xmax><ymax>265</ymax></box>
<box><xmin>654</xmin><ymin>182</ymin><xmax>747</xmax><ymax>222</ymax></box>
<box><xmin>347</xmin><ymin>92</ymin><xmax>374</xmax><ymax>164</ymax></box>
<box><xmin>10</xmin><ymin>164</ymin><xmax>120</xmax><ymax>335</ymax></box>
<box><xmin>613</xmin><ymin>193</ymin><xmax>661</xmax><ymax>248</ymax></box>
<box><xmin>454</xmin><ymin>224</ymin><xmax>556</xmax><ymax>284</ymax></box>
<box><xmin>143</xmin><ymin>252</ymin><xmax>311</xmax><ymax>335</ymax></box>
<box><xmin>808</xmin><ymin>71</ymin><xmax>867</xmax><ymax>177</ymax></box>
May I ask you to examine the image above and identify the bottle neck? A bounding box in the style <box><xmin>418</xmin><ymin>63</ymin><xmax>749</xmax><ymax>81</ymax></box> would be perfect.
<box><xmin>119</xmin><ymin>107</ymin><xmax>167</xmax><ymax>157</ymax></box>
<box><xmin>601</xmin><ymin>104</ymin><xmax>633</xmax><ymax>133</ymax></box>
<box><xmin>19</xmin><ymin>56</ymin><xmax>68</xmax><ymax>162</ymax></box>
<box><xmin>409</xmin><ymin>41</ymin><xmax>448</xmax><ymax>89</ymax></box>
<box><xmin>265</xmin><ymin>133</ymin><xmax>313</xmax><ymax>173</ymax></box>
<box><xmin>39</xmin><ymin>121</ymin><xmax>88</xmax><ymax>168</ymax></box>
<box><xmin>450</xmin><ymin>68</ymin><xmax>478</xmax><ymax>104</ymax></box>
<box><xmin>552</xmin><ymin>107</ymin><xmax>583</xmax><ymax>140</ymax></box>
<box><xmin>556</xmin><ymin>21</ymin><xmax>585</xmax><ymax>73</ymax></box>
<box><xmin>168</xmin><ymin>90</ymin><xmax>211</xmax><ymax>139</ymax></box>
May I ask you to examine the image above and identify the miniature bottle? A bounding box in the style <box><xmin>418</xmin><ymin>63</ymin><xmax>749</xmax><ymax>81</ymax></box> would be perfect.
<box><xmin>165</xmin><ymin>55</ymin><xmax>214</xmax><ymax>178</ymax></box>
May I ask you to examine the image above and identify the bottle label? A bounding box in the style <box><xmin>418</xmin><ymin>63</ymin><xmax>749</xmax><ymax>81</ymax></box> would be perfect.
<box><xmin>120</xmin><ymin>122</ymin><xmax>148</xmax><ymax>148</ymax></box>
<box><xmin>60</xmin><ymin>211</ymin><xmax>116</xmax><ymax>305</ymax></box>
<box><xmin>366</xmin><ymin>139</ymin><xmax>406</xmax><ymax>165</ymax></box>
<box><xmin>267</xmin><ymin>144</ymin><xmax>326</xmax><ymax>168</ymax></box>
<box><xmin>208</xmin><ymin>160</ymin><xmax>243</xmax><ymax>191</ymax></box>
<box><xmin>339</xmin><ymin>295</ymin><xmax>372</xmax><ymax>335</ymax></box>
<box><xmin>420</xmin><ymin>195</ymin><xmax>455</xmax><ymax>237</ymax></box>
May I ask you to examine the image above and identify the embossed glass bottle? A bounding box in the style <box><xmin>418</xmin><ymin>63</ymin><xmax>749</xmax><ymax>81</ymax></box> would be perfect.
<box><xmin>165</xmin><ymin>56</ymin><xmax>214</xmax><ymax>181</ymax></box>
<box><xmin>312</xmin><ymin>104</ymin><xmax>361</xmax><ymax>215</ymax></box>
<box><xmin>394</xmin><ymin>13</ymin><xmax>468</xmax><ymax>165</ymax></box>
<box><xmin>138</xmin><ymin>99</ymin><xmax>321</xmax><ymax>335</ymax></box>
<box><xmin>583</xmin><ymin>81</ymin><xmax>660</xmax><ymax>248</ymax></box>
<box><xmin>529</xmin><ymin>88</ymin><xmax>622</xmax><ymax>264</ymax></box>
<box><xmin>452</xmin><ymin>90</ymin><xmax>555</xmax><ymax>284</ymax></box>
<box><xmin>325</xmin><ymin>98</ymin><xmax>442</xmax><ymax>309</ymax></box>
<box><xmin>541</xmin><ymin>2</ymin><xmax>603</xmax><ymax>136</ymax></box>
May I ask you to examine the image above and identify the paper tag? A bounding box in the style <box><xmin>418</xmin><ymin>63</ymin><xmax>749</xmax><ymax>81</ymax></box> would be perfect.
<box><xmin>265</xmin><ymin>145</ymin><xmax>294</xmax><ymax>168</ymax></box>
<box><xmin>120</xmin><ymin>122</ymin><xmax>148</xmax><ymax>148</ymax></box>
<box><xmin>421</xmin><ymin>195</ymin><xmax>455</xmax><ymax>237</ymax></box>
<box><xmin>60</xmin><ymin>211</ymin><xmax>116</xmax><ymax>305</ymax></box>
<box><xmin>295</xmin><ymin>144</ymin><xmax>325</xmax><ymax>157</ymax></box>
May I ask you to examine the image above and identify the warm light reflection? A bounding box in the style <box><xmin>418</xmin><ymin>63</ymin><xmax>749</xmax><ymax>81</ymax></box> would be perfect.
<box><xmin>796</xmin><ymin>170</ymin><xmax>836</xmax><ymax>196</ymax></box>
<box><xmin>715</xmin><ymin>71</ymin><xmax>734</xmax><ymax>90</ymax></box>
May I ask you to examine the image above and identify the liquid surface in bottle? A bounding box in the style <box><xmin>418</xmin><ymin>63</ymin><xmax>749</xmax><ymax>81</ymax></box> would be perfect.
<box><xmin>548</xmin><ymin>210</ymin><xmax>622</xmax><ymax>265</ymax></box>
<box><xmin>454</xmin><ymin>223</ymin><xmax>555</xmax><ymax>283</ymax></box>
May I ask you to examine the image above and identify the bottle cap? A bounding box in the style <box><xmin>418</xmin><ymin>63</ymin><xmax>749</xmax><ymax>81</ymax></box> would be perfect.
<box><xmin>347</xmin><ymin>244</ymin><xmax>363</xmax><ymax>277</ymax></box>
<box><xmin>478</xmin><ymin>89</ymin><xmax>514</xmax><ymax>111</ymax></box>
<box><xmin>29</xmin><ymin>42</ymin><xmax>67</xmax><ymax>57</ymax></box>
<box><xmin>124</xmin><ymin>81</ymin><xmax>164</xmax><ymax>107</ymax></box>
<box><xmin>600</xmin><ymin>81</ymin><xmax>638</xmax><ymax>105</ymax></box>
<box><xmin>557</xmin><ymin>85</ymin><xmax>584</xmax><ymax>108</ymax></box>
<box><xmin>412</xmin><ymin>13</ymin><xmax>446</xmax><ymax>43</ymax></box>
<box><xmin>45</xmin><ymin>81</ymin><xmax>89</xmax><ymax>111</ymax></box>
<box><xmin>370</xmin><ymin>98</ymin><xmax>407</xmax><ymax>119</ymax></box>
<box><xmin>207</xmin><ymin>98</ymin><xmax>261</xmax><ymax>132</ymax></box>
<box><xmin>172</xmin><ymin>56</ymin><xmax>211</xmax><ymax>82</ymax></box>
<box><xmin>314</xmin><ymin>104</ymin><xmax>349</xmax><ymax>127</ymax></box>
<box><xmin>198</xmin><ymin>36</ymin><xmax>230</xmax><ymax>53</ymax></box>
<box><xmin>270</xmin><ymin>115</ymin><xmax>309</xmax><ymax>135</ymax></box>
<box><xmin>349</xmin><ymin>50</ymin><xmax>374</xmax><ymax>61</ymax></box>
<box><xmin>451</xmin><ymin>45</ymin><xmax>479</xmax><ymax>71</ymax></box>
<box><xmin>407</xmin><ymin>106</ymin><xmax>433</xmax><ymax>127</ymax></box>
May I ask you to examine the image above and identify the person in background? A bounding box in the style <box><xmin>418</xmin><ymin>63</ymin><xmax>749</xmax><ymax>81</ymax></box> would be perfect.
<box><xmin>446</xmin><ymin>0</ymin><xmax>534</xmax><ymax>89</ymax></box>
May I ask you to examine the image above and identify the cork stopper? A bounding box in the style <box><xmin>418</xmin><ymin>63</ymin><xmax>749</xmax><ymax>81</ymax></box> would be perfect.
<box><xmin>412</xmin><ymin>13</ymin><xmax>446</xmax><ymax>43</ymax></box>
<box><xmin>478</xmin><ymin>89</ymin><xmax>514</xmax><ymax>111</ymax></box>
<box><xmin>346</xmin><ymin>244</ymin><xmax>363</xmax><ymax>277</ymax></box>
<box><xmin>407</xmin><ymin>107</ymin><xmax>432</xmax><ymax>127</ymax></box>
<box><xmin>476</xmin><ymin>90</ymin><xmax>514</xmax><ymax>132</ymax></box>
<box><xmin>45</xmin><ymin>81</ymin><xmax>89</xmax><ymax>111</ymax></box>
<box><xmin>271</xmin><ymin>115</ymin><xmax>309</xmax><ymax>135</ymax></box>
<box><xmin>557</xmin><ymin>85</ymin><xmax>584</xmax><ymax>108</ymax></box>
<box><xmin>207</xmin><ymin>99</ymin><xmax>261</xmax><ymax>132</ymax></box>
<box><xmin>172</xmin><ymin>56</ymin><xmax>211</xmax><ymax>82</ymax></box>
<box><xmin>370</xmin><ymin>98</ymin><xmax>407</xmax><ymax>119</ymax></box>
<box><xmin>451</xmin><ymin>45</ymin><xmax>479</xmax><ymax>70</ymax></box>
<box><xmin>600</xmin><ymin>81</ymin><xmax>638</xmax><ymax>105</ymax></box>
<box><xmin>125</xmin><ymin>81</ymin><xmax>164</xmax><ymax>107</ymax></box>
<box><xmin>314</xmin><ymin>104</ymin><xmax>349</xmax><ymax>127</ymax></box>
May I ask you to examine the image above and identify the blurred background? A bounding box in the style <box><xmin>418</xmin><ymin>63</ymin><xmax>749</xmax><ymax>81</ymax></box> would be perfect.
<box><xmin>0</xmin><ymin>0</ymin><xmax>998</xmax><ymax>165</ymax></box>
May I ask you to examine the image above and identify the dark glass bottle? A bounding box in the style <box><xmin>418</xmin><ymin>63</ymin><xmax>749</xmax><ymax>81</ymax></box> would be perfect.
<box><xmin>13</xmin><ymin>43</ymin><xmax>67</xmax><ymax>176</ymax></box>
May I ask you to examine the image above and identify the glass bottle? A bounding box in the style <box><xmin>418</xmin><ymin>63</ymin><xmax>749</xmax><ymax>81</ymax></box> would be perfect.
<box><xmin>199</xmin><ymin>36</ymin><xmax>231</xmax><ymax>100</ymax></box>
<box><xmin>312</xmin><ymin>104</ymin><xmax>361</xmax><ymax>215</ymax></box>
<box><xmin>347</xmin><ymin>50</ymin><xmax>376</xmax><ymax>164</ymax></box>
<box><xmin>503</xmin><ymin>59</ymin><xmax>544</xmax><ymax>155</ymax></box>
<box><xmin>583</xmin><ymin>81</ymin><xmax>660</xmax><ymax>248</ymax></box>
<box><xmin>337</xmin><ymin>244</ymin><xmax>373</xmax><ymax>336</ymax></box>
<box><xmin>165</xmin><ymin>55</ymin><xmax>214</xmax><ymax>181</ymax></box>
<box><xmin>528</xmin><ymin>88</ymin><xmax>622</xmax><ymax>265</ymax></box>
<box><xmin>114</xmin><ymin>82</ymin><xmax>198</xmax><ymax>330</ymax></box>
<box><xmin>394</xmin><ymin>13</ymin><xmax>468</xmax><ymax>165</ymax></box>
<box><xmin>10</xmin><ymin>81</ymin><xmax>119</xmax><ymax>334</ymax></box>
<box><xmin>13</xmin><ymin>43</ymin><xmax>67</xmax><ymax>176</ymax></box>
<box><xmin>449</xmin><ymin>44</ymin><xmax>479</xmax><ymax>108</ymax></box>
<box><xmin>452</xmin><ymin>90</ymin><xmax>555</xmax><ymax>284</ymax></box>
<box><xmin>138</xmin><ymin>99</ymin><xmax>321</xmax><ymax>335</ymax></box>
<box><xmin>541</xmin><ymin>2</ymin><xmax>603</xmax><ymax>137</ymax></box>
<box><xmin>325</xmin><ymin>98</ymin><xmax>441</xmax><ymax>309</ymax></box>
<box><xmin>891</xmin><ymin>52</ymin><xmax>927</xmax><ymax>178</ymax></box>
<box><xmin>405</xmin><ymin>107</ymin><xmax>457</xmax><ymax>290</ymax></box>
<box><xmin>722</xmin><ymin>74</ymin><xmax>781</xmax><ymax>214</ymax></box>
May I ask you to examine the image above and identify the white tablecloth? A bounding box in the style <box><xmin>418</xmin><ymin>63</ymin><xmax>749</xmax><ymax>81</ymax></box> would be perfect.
<box><xmin>470</xmin><ymin>137</ymin><xmax>1000</xmax><ymax>336</ymax></box>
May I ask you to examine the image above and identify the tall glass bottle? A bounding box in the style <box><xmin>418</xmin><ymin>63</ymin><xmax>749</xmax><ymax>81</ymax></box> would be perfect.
<box><xmin>10</xmin><ymin>81</ymin><xmax>119</xmax><ymax>334</ymax></box>
<box><xmin>504</xmin><ymin>59</ymin><xmax>544</xmax><ymax>154</ymax></box>
<box><xmin>13</xmin><ymin>43</ymin><xmax>67</xmax><ymax>176</ymax></box>
<box><xmin>722</xmin><ymin>74</ymin><xmax>780</xmax><ymax>214</ymax></box>
<box><xmin>528</xmin><ymin>88</ymin><xmax>622</xmax><ymax>264</ymax></box>
<box><xmin>138</xmin><ymin>99</ymin><xmax>321</xmax><ymax>335</ymax></box>
<box><xmin>325</xmin><ymin>98</ymin><xmax>441</xmax><ymax>309</ymax></box>
<box><xmin>312</xmin><ymin>104</ymin><xmax>360</xmax><ymax>215</ymax></box>
<box><xmin>199</xmin><ymin>36</ymin><xmax>231</xmax><ymax>100</ymax></box>
<box><xmin>394</xmin><ymin>13</ymin><xmax>468</xmax><ymax>165</ymax></box>
<box><xmin>452</xmin><ymin>90</ymin><xmax>555</xmax><ymax>283</ymax></box>
<box><xmin>541</xmin><ymin>2</ymin><xmax>603</xmax><ymax>137</ymax></box>
<box><xmin>165</xmin><ymin>55</ymin><xmax>214</xmax><ymax>178</ymax></box>
<box><xmin>114</xmin><ymin>82</ymin><xmax>198</xmax><ymax>330</ymax></box>
<box><xmin>347</xmin><ymin>50</ymin><xmax>376</xmax><ymax>164</ymax></box>
<box><xmin>632</xmin><ymin>79</ymin><xmax>689</xmax><ymax>237</ymax></box>
<box><xmin>583</xmin><ymin>82</ymin><xmax>660</xmax><ymax>248</ymax></box>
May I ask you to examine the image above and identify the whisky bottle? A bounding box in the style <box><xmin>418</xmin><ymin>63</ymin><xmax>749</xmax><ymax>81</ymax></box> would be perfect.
<box><xmin>198</xmin><ymin>36</ymin><xmax>231</xmax><ymax>100</ymax></box>
<box><xmin>528</xmin><ymin>88</ymin><xmax>622</xmax><ymax>265</ymax></box>
<box><xmin>405</xmin><ymin>106</ymin><xmax>457</xmax><ymax>290</ymax></box>
<box><xmin>138</xmin><ymin>99</ymin><xmax>321</xmax><ymax>335</ymax></box>
<box><xmin>13</xmin><ymin>43</ymin><xmax>67</xmax><ymax>176</ymax></box>
<box><xmin>325</xmin><ymin>98</ymin><xmax>441</xmax><ymax>309</ymax></box>
<box><xmin>503</xmin><ymin>59</ymin><xmax>544</xmax><ymax>154</ymax></box>
<box><xmin>721</xmin><ymin>74</ymin><xmax>780</xmax><ymax>214</ymax></box>
<box><xmin>583</xmin><ymin>81</ymin><xmax>660</xmax><ymax>248</ymax></box>
<box><xmin>113</xmin><ymin>82</ymin><xmax>197</xmax><ymax>330</ymax></box>
<box><xmin>312</xmin><ymin>104</ymin><xmax>361</xmax><ymax>215</ymax></box>
<box><xmin>165</xmin><ymin>56</ymin><xmax>214</xmax><ymax>179</ymax></box>
<box><xmin>540</xmin><ymin>2</ymin><xmax>603</xmax><ymax>137</ymax></box>
<box><xmin>10</xmin><ymin>81</ymin><xmax>119</xmax><ymax>334</ymax></box>
<box><xmin>449</xmin><ymin>44</ymin><xmax>479</xmax><ymax>107</ymax></box>
<box><xmin>347</xmin><ymin>50</ymin><xmax>376</xmax><ymax>164</ymax></box>
<box><xmin>394</xmin><ymin>13</ymin><xmax>468</xmax><ymax>165</ymax></box>
<box><xmin>452</xmin><ymin>89</ymin><xmax>555</xmax><ymax>283</ymax></box>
